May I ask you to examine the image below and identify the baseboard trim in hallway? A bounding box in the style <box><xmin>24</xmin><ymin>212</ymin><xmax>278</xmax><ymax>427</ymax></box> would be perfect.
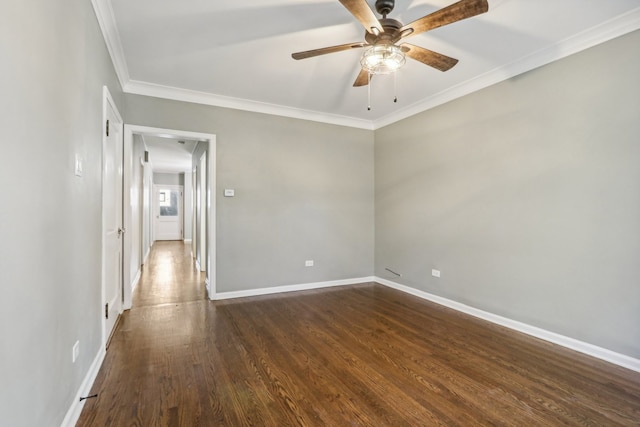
<box><xmin>60</xmin><ymin>345</ymin><xmax>106</xmax><ymax>427</ymax></box>
<box><xmin>129</xmin><ymin>268</ymin><xmax>141</xmax><ymax>302</ymax></box>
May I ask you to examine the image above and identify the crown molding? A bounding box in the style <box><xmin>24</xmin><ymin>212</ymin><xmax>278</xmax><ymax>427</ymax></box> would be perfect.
<box><xmin>91</xmin><ymin>0</ymin><xmax>130</xmax><ymax>89</ymax></box>
<box><xmin>124</xmin><ymin>80</ymin><xmax>375</xmax><ymax>130</ymax></box>
<box><xmin>92</xmin><ymin>2</ymin><xmax>639</xmax><ymax>130</ymax></box>
<box><xmin>372</xmin><ymin>6</ymin><xmax>640</xmax><ymax>129</ymax></box>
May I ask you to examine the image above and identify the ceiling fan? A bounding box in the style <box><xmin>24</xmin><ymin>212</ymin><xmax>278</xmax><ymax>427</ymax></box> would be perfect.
<box><xmin>292</xmin><ymin>0</ymin><xmax>489</xmax><ymax>87</ymax></box>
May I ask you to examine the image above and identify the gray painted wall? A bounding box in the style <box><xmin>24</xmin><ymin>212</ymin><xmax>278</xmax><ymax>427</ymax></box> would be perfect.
<box><xmin>126</xmin><ymin>97</ymin><xmax>375</xmax><ymax>292</ymax></box>
<box><xmin>375</xmin><ymin>30</ymin><xmax>640</xmax><ymax>358</ymax></box>
<box><xmin>142</xmin><ymin>155</ymin><xmax>153</xmax><ymax>261</ymax></box>
<box><xmin>0</xmin><ymin>0</ymin><xmax>123</xmax><ymax>425</ymax></box>
<box><xmin>129</xmin><ymin>135</ymin><xmax>146</xmax><ymax>283</ymax></box>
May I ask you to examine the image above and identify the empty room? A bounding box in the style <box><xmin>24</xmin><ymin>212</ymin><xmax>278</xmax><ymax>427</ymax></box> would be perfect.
<box><xmin>1</xmin><ymin>0</ymin><xmax>639</xmax><ymax>426</ymax></box>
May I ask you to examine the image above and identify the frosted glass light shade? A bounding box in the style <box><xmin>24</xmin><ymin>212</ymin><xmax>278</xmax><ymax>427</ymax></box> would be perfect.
<box><xmin>360</xmin><ymin>44</ymin><xmax>405</xmax><ymax>74</ymax></box>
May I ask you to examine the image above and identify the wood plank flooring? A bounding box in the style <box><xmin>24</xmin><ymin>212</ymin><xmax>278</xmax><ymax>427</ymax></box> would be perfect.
<box><xmin>133</xmin><ymin>241</ymin><xmax>207</xmax><ymax>307</ymax></box>
<box><xmin>77</xmin><ymin>242</ymin><xmax>640</xmax><ymax>426</ymax></box>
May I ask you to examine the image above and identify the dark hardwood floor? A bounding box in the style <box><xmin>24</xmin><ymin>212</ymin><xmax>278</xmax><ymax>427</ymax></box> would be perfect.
<box><xmin>77</xmin><ymin>241</ymin><xmax>640</xmax><ymax>426</ymax></box>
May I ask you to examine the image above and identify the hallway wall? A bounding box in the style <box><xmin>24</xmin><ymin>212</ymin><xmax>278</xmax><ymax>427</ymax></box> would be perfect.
<box><xmin>0</xmin><ymin>0</ymin><xmax>123</xmax><ymax>425</ymax></box>
<box><xmin>126</xmin><ymin>96</ymin><xmax>375</xmax><ymax>293</ymax></box>
<box><xmin>141</xmin><ymin>148</ymin><xmax>153</xmax><ymax>262</ymax></box>
<box><xmin>128</xmin><ymin>135</ymin><xmax>146</xmax><ymax>286</ymax></box>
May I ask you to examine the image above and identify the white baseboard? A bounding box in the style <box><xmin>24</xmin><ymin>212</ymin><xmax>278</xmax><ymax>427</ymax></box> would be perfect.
<box><xmin>195</xmin><ymin>259</ymin><xmax>201</xmax><ymax>272</ymax></box>
<box><xmin>183</xmin><ymin>239</ymin><xmax>192</xmax><ymax>243</ymax></box>
<box><xmin>375</xmin><ymin>277</ymin><xmax>640</xmax><ymax>373</ymax></box>
<box><xmin>212</xmin><ymin>276</ymin><xmax>376</xmax><ymax>301</ymax></box>
<box><xmin>57</xmin><ymin>275</ymin><xmax>638</xmax><ymax>427</ymax></box>
<box><xmin>142</xmin><ymin>246</ymin><xmax>150</xmax><ymax>265</ymax></box>
<box><xmin>205</xmin><ymin>277</ymin><xmax>211</xmax><ymax>299</ymax></box>
<box><xmin>59</xmin><ymin>344</ymin><xmax>107</xmax><ymax>427</ymax></box>
<box><xmin>130</xmin><ymin>268</ymin><xmax>141</xmax><ymax>294</ymax></box>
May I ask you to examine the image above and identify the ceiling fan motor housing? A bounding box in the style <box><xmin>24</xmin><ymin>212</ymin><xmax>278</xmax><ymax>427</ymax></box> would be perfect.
<box><xmin>365</xmin><ymin>18</ymin><xmax>402</xmax><ymax>44</ymax></box>
<box><xmin>375</xmin><ymin>0</ymin><xmax>395</xmax><ymax>16</ymax></box>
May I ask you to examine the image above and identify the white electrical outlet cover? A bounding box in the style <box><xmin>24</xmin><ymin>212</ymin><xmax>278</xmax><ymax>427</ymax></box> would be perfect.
<box><xmin>432</xmin><ymin>269</ymin><xmax>441</xmax><ymax>278</ymax></box>
<box><xmin>74</xmin><ymin>155</ymin><xmax>83</xmax><ymax>177</ymax></box>
<box><xmin>72</xmin><ymin>341</ymin><xmax>80</xmax><ymax>363</ymax></box>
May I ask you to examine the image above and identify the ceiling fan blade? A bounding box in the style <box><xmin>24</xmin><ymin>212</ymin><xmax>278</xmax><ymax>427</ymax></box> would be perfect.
<box><xmin>292</xmin><ymin>42</ymin><xmax>366</xmax><ymax>60</ymax></box>
<box><xmin>401</xmin><ymin>43</ymin><xmax>459</xmax><ymax>72</ymax></box>
<box><xmin>353</xmin><ymin>68</ymin><xmax>371</xmax><ymax>87</ymax></box>
<box><xmin>338</xmin><ymin>0</ymin><xmax>383</xmax><ymax>34</ymax></box>
<box><xmin>400</xmin><ymin>0</ymin><xmax>488</xmax><ymax>38</ymax></box>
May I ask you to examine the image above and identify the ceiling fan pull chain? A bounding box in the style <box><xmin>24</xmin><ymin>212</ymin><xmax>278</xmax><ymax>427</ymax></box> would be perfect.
<box><xmin>394</xmin><ymin>72</ymin><xmax>398</xmax><ymax>103</ymax></box>
<box><xmin>367</xmin><ymin>72</ymin><xmax>371</xmax><ymax>111</ymax></box>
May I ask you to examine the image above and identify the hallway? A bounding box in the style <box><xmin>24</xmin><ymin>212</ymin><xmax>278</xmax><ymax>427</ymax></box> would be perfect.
<box><xmin>77</xmin><ymin>241</ymin><xmax>209</xmax><ymax>425</ymax></box>
<box><xmin>133</xmin><ymin>241</ymin><xmax>207</xmax><ymax>308</ymax></box>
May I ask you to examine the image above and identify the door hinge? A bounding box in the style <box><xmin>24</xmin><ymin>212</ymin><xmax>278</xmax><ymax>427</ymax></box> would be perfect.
<box><xmin>105</xmin><ymin>303</ymin><xmax>109</xmax><ymax>319</ymax></box>
<box><xmin>105</xmin><ymin>119</ymin><xmax>110</xmax><ymax>137</ymax></box>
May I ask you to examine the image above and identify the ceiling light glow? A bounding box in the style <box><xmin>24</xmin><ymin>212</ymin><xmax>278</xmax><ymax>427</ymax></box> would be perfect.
<box><xmin>360</xmin><ymin>44</ymin><xmax>405</xmax><ymax>75</ymax></box>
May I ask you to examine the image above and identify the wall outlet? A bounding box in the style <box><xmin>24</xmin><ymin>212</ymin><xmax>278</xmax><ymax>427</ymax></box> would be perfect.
<box><xmin>305</xmin><ymin>260</ymin><xmax>314</xmax><ymax>267</ymax></box>
<box><xmin>72</xmin><ymin>341</ymin><xmax>80</xmax><ymax>363</ymax></box>
<box><xmin>74</xmin><ymin>154</ymin><xmax>83</xmax><ymax>177</ymax></box>
<box><xmin>224</xmin><ymin>189</ymin><xmax>235</xmax><ymax>197</ymax></box>
<box><xmin>432</xmin><ymin>269</ymin><xmax>441</xmax><ymax>278</ymax></box>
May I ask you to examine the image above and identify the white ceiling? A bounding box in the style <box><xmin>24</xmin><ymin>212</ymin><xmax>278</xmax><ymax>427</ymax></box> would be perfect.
<box><xmin>143</xmin><ymin>136</ymin><xmax>198</xmax><ymax>173</ymax></box>
<box><xmin>94</xmin><ymin>0</ymin><xmax>640</xmax><ymax>129</ymax></box>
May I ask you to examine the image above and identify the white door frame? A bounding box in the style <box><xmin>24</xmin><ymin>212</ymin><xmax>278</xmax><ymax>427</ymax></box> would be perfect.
<box><xmin>191</xmin><ymin>169</ymin><xmax>197</xmax><ymax>258</ymax></box>
<box><xmin>101</xmin><ymin>86</ymin><xmax>124</xmax><ymax>347</ymax></box>
<box><xmin>123</xmin><ymin>125</ymin><xmax>217</xmax><ymax>308</ymax></box>
<box><xmin>197</xmin><ymin>152</ymin><xmax>207</xmax><ymax>272</ymax></box>
<box><xmin>139</xmin><ymin>161</ymin><xmax>145</xmax><ymax>265</ymax></box>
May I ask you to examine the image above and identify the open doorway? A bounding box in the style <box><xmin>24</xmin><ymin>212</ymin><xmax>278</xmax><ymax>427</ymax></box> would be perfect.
<box><xmin>122</xmin><ymin>125</ymin><xmax>216</xmax><ymax>309</ymax></box>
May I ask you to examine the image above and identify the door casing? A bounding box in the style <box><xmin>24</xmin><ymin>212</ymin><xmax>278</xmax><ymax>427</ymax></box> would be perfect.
<box><xmin>122</xmin><ymin>125</ymin><xmax>217</xmax><ymax>308</ymax></box>
<box><xmin>101</xmin><ymin>86</ymin><xmax>124</xmax><ymax>346</ymax></box>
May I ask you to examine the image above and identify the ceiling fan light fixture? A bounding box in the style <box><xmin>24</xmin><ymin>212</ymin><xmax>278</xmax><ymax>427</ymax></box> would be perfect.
<box><xmin>360</xmin><ymin>44</ymin><xmax>405</xmax><ymax>74</ymax></box>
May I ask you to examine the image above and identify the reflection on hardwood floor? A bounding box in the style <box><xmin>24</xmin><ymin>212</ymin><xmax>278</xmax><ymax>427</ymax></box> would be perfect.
<box><xmin>134</xmin><ymin>241</ymin><xmax>206</xmax><ymax>307</ymax></box>
<box><xmin>77</xmin><ymin>241</ymin><xmax>640</xmax><ymax>426</ymax></box>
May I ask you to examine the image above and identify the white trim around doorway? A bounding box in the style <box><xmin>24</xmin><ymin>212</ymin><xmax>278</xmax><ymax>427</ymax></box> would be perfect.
<box><xmin>123</xmin><ymin>125</ymin><xmax>217</xmax><ymax>308</ymax></box>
